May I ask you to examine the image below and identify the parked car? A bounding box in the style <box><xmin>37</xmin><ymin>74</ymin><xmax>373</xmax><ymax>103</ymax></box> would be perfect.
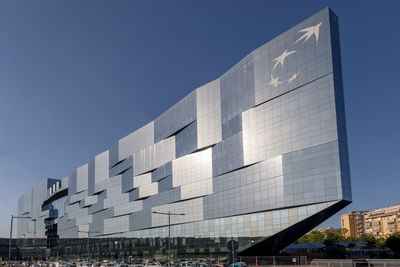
<box><xmin>228</xmin><ymin>262</ymin><xmax>247</xmax><ymax>267</ymax></box>
<box><xmin>192</xmin><ymin>263</ymin><xmax>207</xmax><ymax>267</ymax></box>
<box><xmin>175</xmin><ymin>262</ymin><xmax>191</xmax><ymax>267</ymax></box>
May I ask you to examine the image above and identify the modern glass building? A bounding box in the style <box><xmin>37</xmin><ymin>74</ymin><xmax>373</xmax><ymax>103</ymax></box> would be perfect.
<box><xmin>16</xmin><ymin>8</ymin><xmax>351</xmax><ymax>259</ymax></box>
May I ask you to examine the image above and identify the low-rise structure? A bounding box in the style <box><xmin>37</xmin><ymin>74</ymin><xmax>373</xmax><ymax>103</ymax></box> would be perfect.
<box><xmin>284</xmin><ymin>242</ymin><xmax>368</xmax><ymax>258</ymax></box>
<box><xmin>0</xmin><ymin>238</ymin><xmax>18</xmax><ymax>261</ymax></box>
<box><xmin>341</xmin><ymin>205</ymin><xmax>400</xmax><ymax>239</ymax></box>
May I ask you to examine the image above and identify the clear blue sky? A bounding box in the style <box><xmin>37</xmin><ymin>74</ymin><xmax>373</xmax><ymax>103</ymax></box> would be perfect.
<box><xmin>0</xmin><ymin>0</ymin><xmax>399</xmax><ymax>237</ymax></box>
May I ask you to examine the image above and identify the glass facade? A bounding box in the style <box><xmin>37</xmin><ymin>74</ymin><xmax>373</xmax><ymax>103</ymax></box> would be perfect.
<box><xmin>17</xmin><ymin>8</ymin><xmax>351</xmax><ymax>259</ymax></box>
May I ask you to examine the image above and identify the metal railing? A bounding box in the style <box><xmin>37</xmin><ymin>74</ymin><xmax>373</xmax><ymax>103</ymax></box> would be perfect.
<box><xmin>238</xmin><ymin>256</ymin><xmax>400</xmax><ymax>267</ymax></box>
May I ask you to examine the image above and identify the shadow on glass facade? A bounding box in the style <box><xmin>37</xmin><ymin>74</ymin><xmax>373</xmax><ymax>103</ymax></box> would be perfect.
<box><xmin>16</xmin><ymin>7</ymin><xmax>351</xmax><ymax>259</ymax></box>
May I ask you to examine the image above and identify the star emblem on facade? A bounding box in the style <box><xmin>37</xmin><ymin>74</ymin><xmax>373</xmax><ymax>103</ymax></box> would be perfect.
<box><xmin>295</xmin><ymin>22</ymin><xmax>322</xmax><ymax>44</ymax></box>
<box><xmin>288</xmin><ymin>72</ymin><xmax>299</xmax><ymax>83</ymax></box>
<box><xmin>269</xmin><ymin>75</ymin><xmax>282</xmax><ymax>87</ymax></box>
<box><xmin>272</xmin><ymin>49</ymin><xmax>296</xmax><ymax>70</ymax></box>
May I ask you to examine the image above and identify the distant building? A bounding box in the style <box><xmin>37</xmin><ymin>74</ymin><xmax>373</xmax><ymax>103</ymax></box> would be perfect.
<box><xmin>341</xmin><ymin>211</ymin><xmax>366</xmax><ymax>238</ymax></box>
<box><xmin>364</xmin><ymin>205</ymin><xmax>400</xmax><ymax>238</ymax></box>
<box><xmin>341</xmin><ymin>204</ymin><xmax>400</xmax><ymax>239</ymax></box>
<box><xmin>315</xmin><ymin>227</ymin><xmax>340</xmax><ymax>234</ymax></box>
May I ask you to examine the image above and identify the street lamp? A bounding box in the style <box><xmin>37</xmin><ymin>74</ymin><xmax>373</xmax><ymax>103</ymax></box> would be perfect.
<box><xmin>8</xmin><ymin>215</ymin><xmax>31</xmax><ymax>267</ymax></box>
<box><xmin>78</xmin><ymin>230</ymin><xmax>99</xmax><ymax>260</ymax></box>
<box><xmin>152</xmin><ymin>211</ymin><xmax>185</xmax><ymax>267</ymax></box>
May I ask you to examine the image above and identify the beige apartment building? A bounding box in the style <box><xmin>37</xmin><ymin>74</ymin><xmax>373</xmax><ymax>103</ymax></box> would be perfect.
<box><xmin>341</xmin><ymin>204</ymin><xmax>400</xmax><ymax>239</ymax></box>
<box><xmin>341</xmin><ymin>211</ymin><xmax>366</xmax><ymax>238</ymax></box>
<box><xmin>364</xmin><ymin>205</ymin><xmax>400</xmax><ymax>238</ymax></box>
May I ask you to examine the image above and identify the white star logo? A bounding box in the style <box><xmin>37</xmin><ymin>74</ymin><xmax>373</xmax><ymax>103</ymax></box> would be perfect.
<box><xmin>272</xmin><ymin>49</ymin><xmax>296</xmax><ymax>70</ymax></box>
<box><xmin>294</xmin><ymin>22</ymin><xmax>322</xmax><ymax>44</ymax></box>
<box><xmin>269</xmin><ymin>75</ymin><xmax>282</xmax><ymax>87</ymax></box>
<box><xmin>288</xmin><ymin>72</ymin><xmax>299</xmax><ymax>83</ymax></box>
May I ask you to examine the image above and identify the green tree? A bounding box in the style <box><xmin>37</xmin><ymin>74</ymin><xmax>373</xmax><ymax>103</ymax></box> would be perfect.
<box><xmin>297</xmin><ymin>230</ymin><xmax>325</xmax><ymax>244</ymax></box>
<box><xmin>296</xmin><ymin>235</ymin><xmax>310</xmax><ymax>244</ymax></box>
<box><xmin>358</xmin><ymin>234</ymin><xmax>377</xmax><ymax>248</ymax></box>
<box><xmin>385</xmin><ymin>234</ymin><xmax>400</xmax><ymax>257</ymax></box>
<box><xmin>323</xmin><ymin>237</ymin><xmax>337</xmax><ymax>247</ymax></box>
<box><xmin>325</xmin><ymin>229</ymin><xmax>345</xmax><ymax>242</ymax></box>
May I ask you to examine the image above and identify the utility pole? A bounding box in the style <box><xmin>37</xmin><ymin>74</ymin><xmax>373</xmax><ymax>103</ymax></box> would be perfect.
<box><xmin>168</xmin><ymin>213</ymin><xmax>170</xmax><ymax>265</ymax></box>
<box><xmin>152</xmin><ymin>211</ymin><xmax>185</xmax><ymax>267</ymax></box>
<box><xmin>8</xmin><ymin>215</ymin><xmax>31</xmax><ymax>267</ymax></box>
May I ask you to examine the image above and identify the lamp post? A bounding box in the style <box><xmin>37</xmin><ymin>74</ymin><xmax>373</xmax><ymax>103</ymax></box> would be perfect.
<box><xmin>78</xmin><ymin>230</ymin><xmax>99</xmax><ymax>260</ymax></box>
<box><xmin>8</xmin><ymin>215</ymin><xmax>31</xmax><ymax>267</ymax></box>
<box><xmin>152</xmin><ymin>211</ymin><xmax>185</xmax><ymax>267</ymax></box>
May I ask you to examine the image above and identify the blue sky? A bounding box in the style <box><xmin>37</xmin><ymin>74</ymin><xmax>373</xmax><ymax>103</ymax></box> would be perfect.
<box><xmin>0</xmin><ymin>0</ymin><xmax>399</xmax><ymax>237</ymax></box>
